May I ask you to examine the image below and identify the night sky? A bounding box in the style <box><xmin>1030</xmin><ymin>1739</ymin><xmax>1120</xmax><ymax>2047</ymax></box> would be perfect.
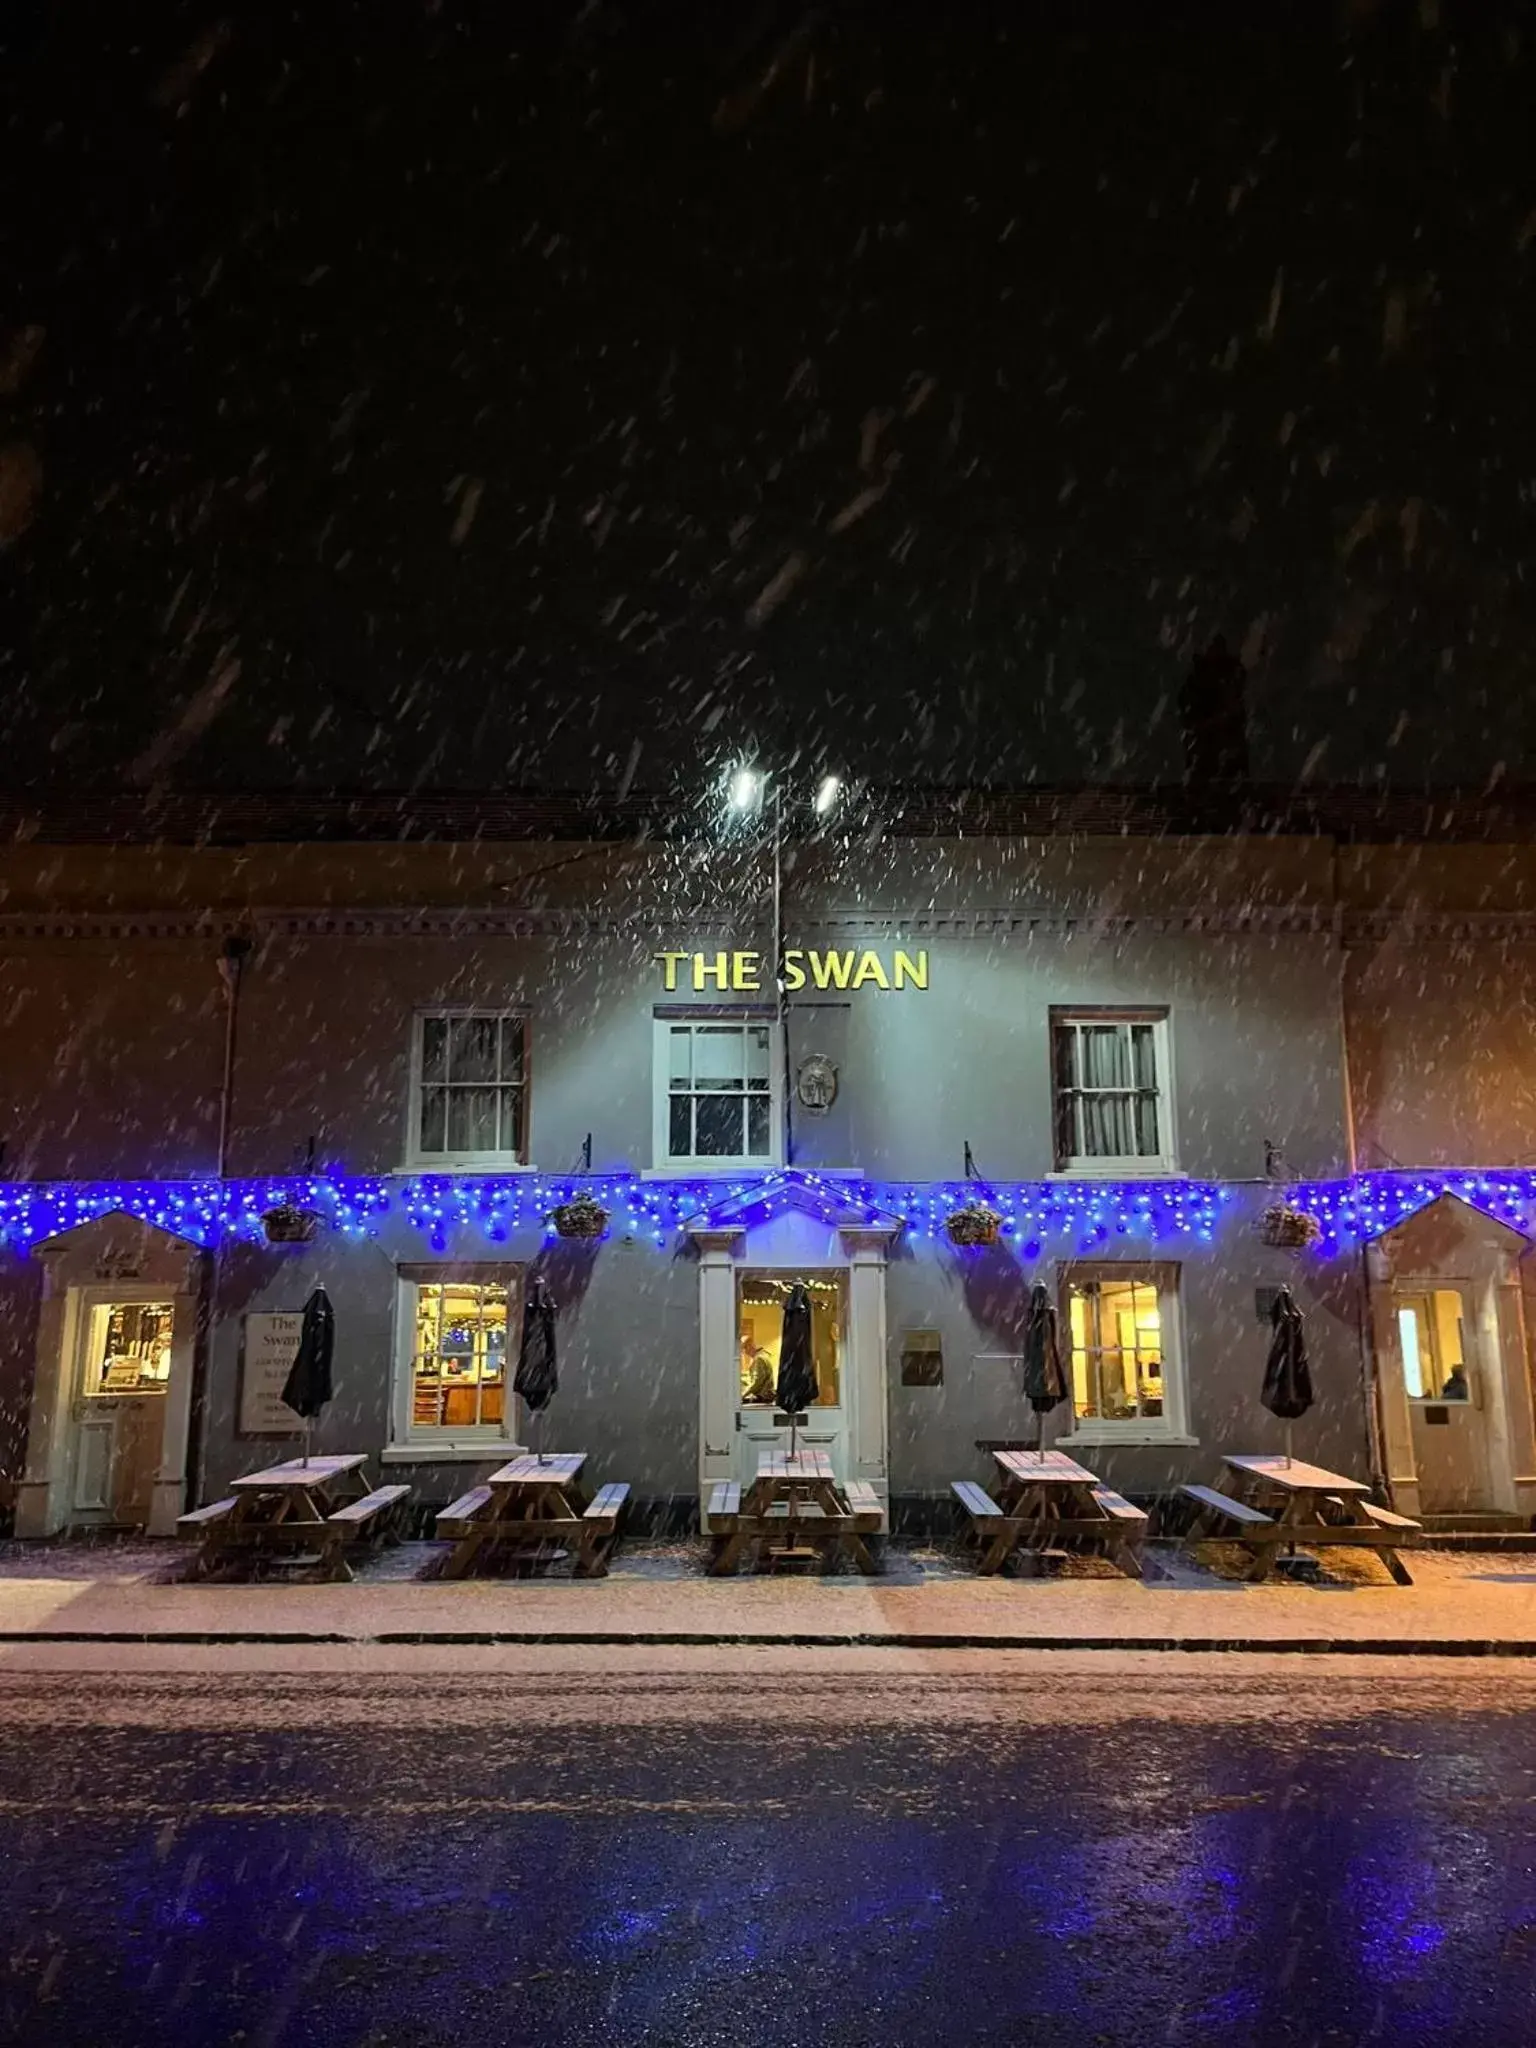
<box><xmin>3</xmin><ymin>0</ymin><xmax>1535</xmax><ymax>798</ymax></box>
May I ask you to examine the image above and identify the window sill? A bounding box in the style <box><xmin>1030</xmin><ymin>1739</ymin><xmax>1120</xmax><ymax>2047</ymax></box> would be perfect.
<box><xmin>381</xmin><ymin>1441</ymin><xmax>524</xmax><ymax>1464</ymax></box>
<box><xmin>394</xmin><ymin>1162</ymin><xmax>536</xmax><ymax>1177</ymax></box>
<box><xmin>1056</xmin><ymin>1431</ymin><xmax>1199</xmax><ymax>1449</ymax></box>
<box><xmin>1045</xmin><ymin>1166</ymin><xmax>1184</xmax><ymax>1182</ymax></box>
<box><xmin>641</xmin><ymin>1164</ymin><xmax>781</xmax><ymax>1180</ymax></box>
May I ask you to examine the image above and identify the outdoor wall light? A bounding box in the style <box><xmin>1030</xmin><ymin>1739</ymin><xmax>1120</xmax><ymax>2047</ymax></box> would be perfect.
<box><xmin>728</xmin><ymin>765</ymin><xmax>766</xmax><ymax>815</ymax></box>
<box><xmin>813</xmin><ymin>774</ymin><xmax>842</xmax><ymax>817</ymax></box>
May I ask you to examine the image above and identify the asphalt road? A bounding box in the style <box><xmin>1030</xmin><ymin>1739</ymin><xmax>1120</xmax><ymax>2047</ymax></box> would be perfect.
<box><xmin>2</xmin><ymin>1646</ymin><xmax>1535</xmax><ymax>2048</ymax></box>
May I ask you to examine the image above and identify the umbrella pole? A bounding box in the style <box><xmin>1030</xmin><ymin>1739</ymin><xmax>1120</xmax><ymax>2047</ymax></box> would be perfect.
<box><xmin>302</xmin><ymin>1418</ymin><xmax>310</xmax><ymax>1470</ymax></box>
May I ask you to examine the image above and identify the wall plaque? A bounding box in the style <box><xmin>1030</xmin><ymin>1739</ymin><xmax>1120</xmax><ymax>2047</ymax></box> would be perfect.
<box><xmin>239</xmin><ymin>1311</ymin><xmax>305</xmax><ymax>1436</ymax></box>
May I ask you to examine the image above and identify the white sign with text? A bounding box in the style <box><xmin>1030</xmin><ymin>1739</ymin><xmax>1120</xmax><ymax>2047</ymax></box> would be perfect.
<box><xmin>240</xmin><ymin>1312</ymin><xmax>305</xmax><ymax>1435</ymax></box>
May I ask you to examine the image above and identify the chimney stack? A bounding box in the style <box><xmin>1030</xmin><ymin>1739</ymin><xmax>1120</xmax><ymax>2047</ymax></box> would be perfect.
<box><xmin>1181</xmin><ymin>634</ymin><xmax>1250</xmax><ymax>786</ymax></box>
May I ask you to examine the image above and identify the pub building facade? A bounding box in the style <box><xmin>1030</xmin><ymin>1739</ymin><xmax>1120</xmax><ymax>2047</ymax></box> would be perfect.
<box><xmin>3</xmin><ymin>787</ymin><xmax>1536</xmax><ymax>1541</ymax></box>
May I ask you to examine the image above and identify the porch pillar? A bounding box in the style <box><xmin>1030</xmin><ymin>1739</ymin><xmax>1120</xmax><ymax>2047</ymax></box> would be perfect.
<box><xmin>690</xmin><ymin>1226</ymin><xmax>745</xmax><ymax>1517</ymax></box>
<box><xmin>839</xmin><ymin>1226</ymin><xmax>899</xmax><ymax>1497</ymax></box>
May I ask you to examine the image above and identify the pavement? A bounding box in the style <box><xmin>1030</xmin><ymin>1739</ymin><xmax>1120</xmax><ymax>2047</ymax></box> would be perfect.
<box><xmin>6</xmin><ymin>1648</ymin><xmax>1536</xmax><ymax>2046</ymax></box>
<box><xmin>1</xmin><ymin>1537</ymin><xmax>1535</xmax><ymax>1654</ymax></box>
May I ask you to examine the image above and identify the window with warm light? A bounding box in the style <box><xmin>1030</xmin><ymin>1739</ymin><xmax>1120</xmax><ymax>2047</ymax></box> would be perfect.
<box><xmin>1060</xmin><ymin>1264</ymin><xmax>1187</xmax><ymax>1441</ymax></box>
<box><xmin>396</xmin><ymin>1269</ymin><xmax>519</xmax><ymax>1441</ymax></box>
<box><xmin>1051</xmin><ymin>1010</ymin><xmax>1174</xmax><ymax>1172</ymax></box>
<box><xmin>736</xmin><ymin>1272</ymin><xmax>844</xmax><ymax>1408</ymax></box>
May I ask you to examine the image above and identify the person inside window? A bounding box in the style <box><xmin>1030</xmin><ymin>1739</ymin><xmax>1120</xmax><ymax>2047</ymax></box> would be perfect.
<box><xmin>1441</xmin><ymin>1363</ymin><xmax>1470</xmax><ymax>1401</ymax></box>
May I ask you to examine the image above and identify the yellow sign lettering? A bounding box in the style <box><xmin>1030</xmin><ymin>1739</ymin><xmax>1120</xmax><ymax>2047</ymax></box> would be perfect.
<box><xmin>809</xmin><ymin>950</ymin><xmax>856</xmax><ymax>990</ymax></box>
<box><xmin>851</xmin><ymin>950</ymin><xmax>890</xmax><ymax>989</ymax></box>
<box><xmin>893</xmin><ymin>949</ymin><xmax>928</xmax><ymax>989</ymax></box>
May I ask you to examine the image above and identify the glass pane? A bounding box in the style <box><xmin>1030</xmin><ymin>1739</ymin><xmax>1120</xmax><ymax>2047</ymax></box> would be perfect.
<box><xmin>1398</xmin><ymin>1304</ymin><xmax>1426</xmax><ymax>1400</ymax></box>
<box><xmin>1431</xmin><ymin>1291</ymin><xmax>1465</xmax><ymax>1380</ymax></box>
<box><xmin>1133</xmin><ymin>1093</ymin><xmax>1160</xmax><ymax>1157</ymax></box>
<box><xmin>738</xmin><ymin>1274</ymin><xmax>844</xmax><ymax>1408</ymax></box>
<box><xmin>498</xmin><ymin>1087</ymin><xmax>524</xmax><ymax>1156</ymax></box>
<box><xmin>695</xmin><ymin>1094</ymin><xmax>743</xmax><ymax>1155</ymax></box>
<box><xmin>1082</xmin><ymin>1026</ymin><xmax>1129</xmax><ymax>1089</ymax></box>
<box><xmin>1081</xmin><ymin>1096</ymin><xmax>1133</xmax><ymax>1156</ymax></box>
<box><xmin>745</xmin><ymin>1025</ymin><xmax>771</xmax><ymax>1085</ymax></box>
<box><xmin>669</xmin><ymin>1093</ymin><xmax>693</xmax><ymax>1157</ymax></box>
<box><xmin>1054</xmin><ymin>1024</ymin><xmax>1079</xmax><ymax>1089</ymax></box>
<box><xmin>500</xmin><ymin>1017</ymin><xmax>525</xmax><ymax>1084</ymax></box>
<box><xmin>450</xmin><ymin>1015</ymin><xmax>499</xmax><ymax>1084</ymax></box>
<box><xmin>695</xmin><ymin>1027</ymin><xmax>745</xmax><ymax>1091</ymax></box>
<box><xmin>84</xmin><ymin>1301</ymin><xmax>175</xmax><ymax>1395</ymax></box>
<box><xmin>668</xmin><ymin>1027</ymin><xmax>692</xmax><ymax>1086</ymax></box>
<box><xmin>418</xmin><ymin>1086</ymin><xmax>448</xmax><ymax>1154</ymax></box>
<box><xmin>1131</xmin><ymin>1024</ymin><xmax>1158</xmax><ymax>1088</ymax></box>
<box><xmin>747</xmin><ymin>1092</ymin><xmax>771</xmax><ymax>1156</ymax></box>
<box><xmin>420</xmin><ymin>1016</ymin><xmax>448</xmax><ymax>1084</ymax></box>
<box><xmin>413</xmin><ymin>1281</ymin><xmax>511</xmax><ymax>1432</ymax></box>
<box><xmin>448</xmin><ymin>1087</ymin><xmax>500</xmax><ymax>1153</ymax></box>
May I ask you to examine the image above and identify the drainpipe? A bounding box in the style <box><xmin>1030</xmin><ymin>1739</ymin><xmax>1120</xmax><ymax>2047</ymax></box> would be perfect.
<box><xmin>190</xmin><ymin>932</ymin><xmax>253</xmax><ymax>1508</ymax></box>
<box><xmin>773</xmin><ymin>782</ymin><xmax>794</xmax><ymax>1168</ymax></box>
<box><xmin>1333</xmin><ymin>849</ymin><xmax>1387</xmax><ymax>1495</ymax></box>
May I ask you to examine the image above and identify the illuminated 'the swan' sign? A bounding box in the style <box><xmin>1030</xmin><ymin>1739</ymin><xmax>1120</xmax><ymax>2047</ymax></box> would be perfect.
<box><xmin>655</xmin><ymin>949</ymin><xmax>929</xmax><ymax>993</ymax></box>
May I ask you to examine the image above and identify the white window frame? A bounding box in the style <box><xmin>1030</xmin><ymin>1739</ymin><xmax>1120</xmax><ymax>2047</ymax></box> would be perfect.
<box><xmin>384</xmin><ymin>1263</ymin><xmax>524</xmax><ymax>1463</ymax></box>
<box><xmin>1054</xmin><ymin>1260</ymin><xmax>1195</xmax><ymax>1448</ymax></box>
<box><xmin>651</xmin><ymin>1011</ymin><xmax>782</xmax><ymax>1173</ymax></box>
<box><xmin>404</xmin><ymin>1008</ymin><xmax>531</xmax><ymax>1172</ymax></box>
<box><xmin>1050</xmin><ymin>1008</ymin><xmax>1177</xmax><ymax>1177</ymax></box>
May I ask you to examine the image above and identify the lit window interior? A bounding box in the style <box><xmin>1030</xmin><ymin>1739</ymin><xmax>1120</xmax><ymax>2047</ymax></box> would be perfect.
<box><xmin>738</xmin><ymin>1273</ymin><xmax>843</xmax><ymax>1408</ymax></box>
<box><xmin>1068</xmin><ymin>1275</ymin><xmax>1164</xmax><ymax>1421</ymax></box>
<box><xmin>411</xmin><ymin>1279</ymin><xmax>510</xmax><ymax>1430</ymax></box>
<box><xmin>83</xmin><ymin>1301</ymin><xmax>174</xmax><ymax>1396</ymax></box>
<box><xmin>1397</xmin><ymin>1289</ymin><xmax>1466</xmax><ymax>1401</ymax></box>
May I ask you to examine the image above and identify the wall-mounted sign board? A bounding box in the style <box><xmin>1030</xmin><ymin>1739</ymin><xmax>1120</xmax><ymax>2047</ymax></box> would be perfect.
<box><xmin>239</xmin><ymin>1311</ymin><xmax>305</xmax><ymax>1436</ymax></box>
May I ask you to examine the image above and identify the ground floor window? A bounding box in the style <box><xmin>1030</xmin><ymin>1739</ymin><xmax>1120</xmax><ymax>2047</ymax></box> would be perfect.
<box><xmin>737</xmin><ymin>1271</ymin><xmax>844</xmax><ymax>1408</ymax></box>
<box><xmin>1061</xmin><ymin>1263</ymin><xmax>1185</xmax><ymax>1439</ymax></box>
<box><xmin>396</xmin><ymin>1267</ymin><xmax>519</xmax><ymax>1442</ymax></box>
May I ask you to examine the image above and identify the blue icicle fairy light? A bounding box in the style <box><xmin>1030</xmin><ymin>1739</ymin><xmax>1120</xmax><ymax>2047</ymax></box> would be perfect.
<box><xmin>0</xmin><ymin>1167</ymin><xmax>1526</xmax><ymax>1258</ymax></box>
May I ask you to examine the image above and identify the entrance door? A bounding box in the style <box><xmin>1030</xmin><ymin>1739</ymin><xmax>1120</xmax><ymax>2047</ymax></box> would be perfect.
<box><xmin>1395</xmin><ymin>1287</ymin><xmax>1493</xmax><ymax>1514</ymax></box>
<box><xmin>735</xmin><ymin>1271</ymin><xmax>847</xmax><ymax>1485</ymax></box>
<box><xmin>70</xmin><ymin>1295</ymin><xmax>174</xmax><ymax>1527</ymax></box>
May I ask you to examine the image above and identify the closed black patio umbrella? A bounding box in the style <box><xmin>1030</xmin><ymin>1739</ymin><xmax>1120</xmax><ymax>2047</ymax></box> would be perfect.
<box><xmin>281</xmin><ymin>1284</ymin><xmax>335</xmax><ymax>1467</ymax></box>
<box><xmin>1021</xmin><ymin>1281</ymin><xmax>1069</xmax><ymax>1459</ymax></box>
<box><xmin>775</xmin><ymin>1281</ymin><xmax>817</xmax><ymax>1456</ymax></box>
<box><xmin>1262</xmin><ymin>1284</ymin><xmax>1314</xmax><ymax>1465</ymax></box>
<box><xmin>514</xmin><ymin>1277</ymin><xmax>559</xmax><ymax>1461</ymax></box>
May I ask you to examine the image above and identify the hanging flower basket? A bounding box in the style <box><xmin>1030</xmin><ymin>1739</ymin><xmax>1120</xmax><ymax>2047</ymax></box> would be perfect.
<box><xmin>261</xmin><ymin>1203</ymin><xmax>319</xmax><ymax>1246</ymax></box>
<box><xmin>550</xmin><ymin>1193</ymin><xmax>609</xmax><ymax>1241</ymax></box>
<box><xmin>945</xmin><ymin>1202</ymin><xmax>1003</xmax><ymax>1248</ymax></box>
<box><xmin>1258</xmin><ymin>1204</ymin><xmax>1321</xmax><ymax>1250</ymax></box>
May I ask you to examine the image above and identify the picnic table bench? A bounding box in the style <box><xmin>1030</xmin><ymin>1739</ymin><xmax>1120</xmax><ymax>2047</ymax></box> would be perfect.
<box><xmin>177</xmin><ymin>1456</ymin><xmax>411</xmax><ymax>1582</ymax></box>
<box><xmin>950</xmin><ymin>1449</ymin><xmax>1148</xmax><ymax>1577</ymax></box>
<box><xmin>1179</xmin><ymin>1455</ymin><xmax>1422</xmax><ymax>1584</ymax></box>
<box><xmin>434</xmin><ymin>1453</ymin><xmax>631</xmax><ymax>1578</ymax></box>
<box><xmin>708</xmin><ymin>1450</ymin><xmax>885</xmax><ymax>1575</ymax></box>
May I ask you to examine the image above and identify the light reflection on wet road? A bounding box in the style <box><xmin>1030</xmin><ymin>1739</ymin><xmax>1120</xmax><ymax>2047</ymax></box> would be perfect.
<box><xmin>1</xmin><ymin>1650</ymin><xmax>1534</xmax><ymax>2047</ymax></box>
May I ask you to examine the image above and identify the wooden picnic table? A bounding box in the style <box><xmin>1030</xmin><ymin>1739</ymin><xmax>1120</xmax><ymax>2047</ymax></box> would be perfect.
<box><xmin>1187</xmin><ymin>1453</ymin><xmax>1420</xmax><ymax>1584</ymax></box>
<box><xmin>177</xmin><ymin>1454</ymin><xmax>411</xmax><ymax>1582</ymax></box>
<box><xmin>950</xmin><ymin>1449</ymin><xmax>1148</xmax><ymax>1576</ymax></box>
<box><xmin>434</xmin><ymin>1452</ymin><xmax>631</xmax><ymax>1579</ymax></box>
<box><xmin>707</xmin><ymin>1449</ymin><xmax>885</xmax><ymax>1575</ymax></box>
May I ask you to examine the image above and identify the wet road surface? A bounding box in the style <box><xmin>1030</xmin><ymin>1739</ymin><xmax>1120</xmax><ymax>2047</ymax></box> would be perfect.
<box><xmin>2</xmin><ymin>1646</ymin><xmax>1535</xmax><ymax>2047</ymax></box>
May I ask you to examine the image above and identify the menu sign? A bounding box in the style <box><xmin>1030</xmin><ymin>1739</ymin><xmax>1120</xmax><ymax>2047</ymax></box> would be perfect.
<box><xmin>239</xmin><ymin>1312</ymin><xmax>305</xmax><ymax>1436</ymax></box>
